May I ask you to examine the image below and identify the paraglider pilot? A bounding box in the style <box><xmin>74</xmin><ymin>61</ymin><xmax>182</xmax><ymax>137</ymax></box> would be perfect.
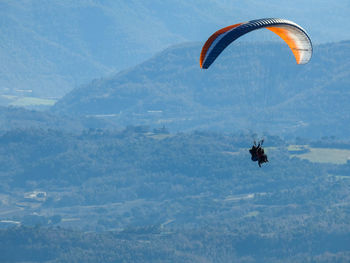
<box><xmin>249</xmin><ymin>139</ymin><xmax>268</xmax><ymax>167</ymax></box>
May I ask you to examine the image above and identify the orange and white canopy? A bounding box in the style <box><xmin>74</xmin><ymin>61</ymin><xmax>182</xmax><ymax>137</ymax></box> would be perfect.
<box><xmin>200</xmin><ymin>18</ymin><xmax>312</xmax><ymax>69</ymax></box>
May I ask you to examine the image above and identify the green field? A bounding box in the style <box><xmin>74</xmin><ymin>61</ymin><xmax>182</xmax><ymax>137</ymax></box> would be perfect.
<box><xmin>290</xmin><ymin>145</ymin><xmax>350</xmax><ymax>164</ymax></box>
<box><xmin>2</xmin><ymin>94</ymin><xmax>58</xmax><ymax>107</ymax></box>
<box><xmin>10</xmin><ymin>97</ymin><xmax>57</xmax><ymax>106</ymax></box>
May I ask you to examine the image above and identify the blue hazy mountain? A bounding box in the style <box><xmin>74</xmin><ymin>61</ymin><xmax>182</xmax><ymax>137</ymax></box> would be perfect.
<box><xmin>52</xmin><ymin>40</ymin><xmax>350</xmax><ymax>138</ymax></box>
<box><xmin>1</xmin><ymin>1</ymin><xmax>349</xmax><ymax>100</ymax></box>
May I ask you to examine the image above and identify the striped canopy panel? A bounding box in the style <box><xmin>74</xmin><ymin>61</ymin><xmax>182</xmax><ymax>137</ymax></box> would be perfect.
<box><xmin>200</xmin><ymin>18</ymin><xmax>312</xmax><ymax>69</ymax></box>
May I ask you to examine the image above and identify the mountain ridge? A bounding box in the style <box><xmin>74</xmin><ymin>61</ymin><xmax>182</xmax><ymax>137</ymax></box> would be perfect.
<box><xmin>1</xmin><ymin>1</ymin><xmax>349</xmax><ymax>100</ymax></box>
<box><xmin>52</xmin><ymin>40</ymin><xmax>350</xmax><ymax>137</ymax></box>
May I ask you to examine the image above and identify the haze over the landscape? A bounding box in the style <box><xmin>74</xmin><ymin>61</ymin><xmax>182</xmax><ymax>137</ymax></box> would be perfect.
<box><xmin>1</xmin><ymin>1</ymin><xmax>350</xmax><ymax>100</ymax></box>
<box><xmin>0</xmin><ymin>1</ymin><xmax>350</xmax><ymax>262</ymax></box>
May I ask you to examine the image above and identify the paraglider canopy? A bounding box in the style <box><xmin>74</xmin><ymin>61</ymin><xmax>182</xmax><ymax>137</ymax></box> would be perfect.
<box><xmin>200</xmin><ymin>18</ymin><xmax>312</xmax><ymax>69</ymax></box>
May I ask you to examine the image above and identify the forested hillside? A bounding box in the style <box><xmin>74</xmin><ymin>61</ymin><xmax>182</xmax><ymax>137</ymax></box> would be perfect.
<box><xmin>53</xmin><ymin>41</ymin><xmax>350</xmax><ymax>138</ymax></box>
<box><xmin>2</xmin><ymin>2</ymin><xmax>350</xmax><ymax>262</ymax></box>
<box><xmin>0</xmin><ymin>106</ymin><xmax>122</xmax><ymax>132</ymax></box>
<box><xmin>1</xmin><ymin>225</ymin><xmax>349</xmax><ymax>263</ymax></box>
<box><xmin>0</xmin><ymin>128</ymin><xmax>349</xmax><ymax>262</ymax></box>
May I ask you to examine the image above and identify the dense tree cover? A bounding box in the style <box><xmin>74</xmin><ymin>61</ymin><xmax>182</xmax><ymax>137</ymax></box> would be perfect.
<box><xmin>0</xmin><ymin>128</ymin><xmax>349</xmax><ymax>262</ymax></box>
<box><xmin>0</xmin><ymin>106</ymin><xmax>121</xmax><ymax>132</ymax></box>
<box><xmin>0</xmin><ymin>225</ymin><xmax>349</xmax><ymax>263</ymax></box>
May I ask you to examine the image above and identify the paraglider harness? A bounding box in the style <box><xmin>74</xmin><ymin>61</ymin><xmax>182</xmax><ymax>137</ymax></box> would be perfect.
<box><xmin>249</xmin><ymin>139</ymin><xmax>268</xmax><ymax>167</ymax></box>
